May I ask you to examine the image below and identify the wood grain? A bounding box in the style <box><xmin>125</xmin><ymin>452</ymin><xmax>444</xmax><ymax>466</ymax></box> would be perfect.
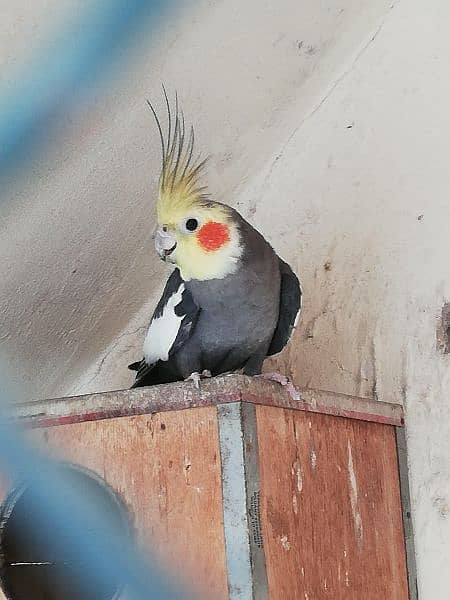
<box><xmin>256</xmin><ymin>406</ymin><xmax>408</xmax><ymax>600</ymax></box>
<box><xmin>8</xmin><ymin>375</ymin><xmax>403</xmax><ymax>429</ymax></box>
<box><xmin>0</xmin><ymin>408</ymin><xmax>227</xmax><ymax>600</ymax></box>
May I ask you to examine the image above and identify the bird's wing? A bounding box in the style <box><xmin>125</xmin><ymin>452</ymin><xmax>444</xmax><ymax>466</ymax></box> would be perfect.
<box><xmin>128</xmin><ymin>268</ymin><xmax>200</xmax><ymax>384</ymax></box>
<box><xmin>267</xmin><ymin>257</ymin><xmax>302</xmax><ymax>356</ymax></box>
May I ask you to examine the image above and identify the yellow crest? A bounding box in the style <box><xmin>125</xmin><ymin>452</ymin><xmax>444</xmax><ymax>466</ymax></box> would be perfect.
<box><xmin>147</xmin><ymin>89</ymin><xmax>209</xmax><ymax>224</ymax></box>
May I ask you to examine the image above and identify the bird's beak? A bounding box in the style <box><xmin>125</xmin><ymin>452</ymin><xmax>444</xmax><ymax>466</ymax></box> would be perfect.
<box><xmin>154</xmin><ymin>227</ymin><xmax>177</xmax><ymax>262</ymax></box>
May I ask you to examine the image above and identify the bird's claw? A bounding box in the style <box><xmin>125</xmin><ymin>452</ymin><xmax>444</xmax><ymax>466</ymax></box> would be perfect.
<box><xmin>257</xmin><ymin>372</ymin><xmax>289</xmax><ymax>385</ymax></box>
<box><xmin>185</xmin><ymin>370</ymin><xmax>212</xmax><ymax>389</ymax></box>
<box><xmin>255</xmin><ymin>372</ymin><xmax>301</xmax><ymax>402</ymax></box>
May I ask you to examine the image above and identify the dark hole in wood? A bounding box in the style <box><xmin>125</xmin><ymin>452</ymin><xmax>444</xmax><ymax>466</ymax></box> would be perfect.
<box><xmin>0</xmin><ymin>464</ymin><xmax>130</xmax><ymax>600</ymax></box>
<box><xmin>437</xmin><ymin>303</ymin><xmax>450</xmax><ymax>354</ymax></box>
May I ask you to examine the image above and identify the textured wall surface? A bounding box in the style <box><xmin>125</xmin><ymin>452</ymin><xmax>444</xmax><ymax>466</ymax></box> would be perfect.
<box><xmin>2</xmin><ymin>0</ymin><xmax>450</xmax><ymax>596</ymax></box>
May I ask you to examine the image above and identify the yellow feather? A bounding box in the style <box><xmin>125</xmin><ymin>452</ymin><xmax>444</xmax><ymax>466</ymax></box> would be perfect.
<box><xmin>146</xmin><ymin>91</ymin><xmax>209</xmax><ymax>223</ymax></box>
<box><xmin>147</xmin><ymin>91</ymin><xmax>243</xmax><ymax>280</ymax></box>
<box><xmin>173</xmin><ymin>208</ymin><xmax>242</xmax><ymax>281</ymax></box>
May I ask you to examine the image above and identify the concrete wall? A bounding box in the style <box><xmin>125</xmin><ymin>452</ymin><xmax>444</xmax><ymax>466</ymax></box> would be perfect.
<box><xmin>2</xmin><ymin>0</ymin><xmax>450</xmax><ymax>596</ymax></box>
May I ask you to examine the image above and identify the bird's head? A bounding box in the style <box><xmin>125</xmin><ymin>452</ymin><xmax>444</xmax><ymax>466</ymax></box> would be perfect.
<box><xmin>148</xmin><ymin>92</ymin><xmax>243</xmax><ymax>281</ymax></box>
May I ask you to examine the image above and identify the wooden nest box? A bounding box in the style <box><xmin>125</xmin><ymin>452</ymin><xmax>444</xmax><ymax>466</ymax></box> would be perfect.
<box><xmin>0</xmin><ymin>375</ymin><xmax>416</xmax><ymax>599</ymax></box>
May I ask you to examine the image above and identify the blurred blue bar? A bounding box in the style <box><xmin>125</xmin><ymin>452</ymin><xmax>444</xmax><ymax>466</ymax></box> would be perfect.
<box><xmin>0</xmin><ymin>418</ymin><xmax>190</xmax><ymax>599</ymax></box>
<box><xmin>0</xmin><ymin>0</ymin><xmax>196</xmax><ymax>598</ymax></box>
<box><xmin>0</xmin><ymin>0</ymin><xmax>170</xmax><ymax>175</ymax></box>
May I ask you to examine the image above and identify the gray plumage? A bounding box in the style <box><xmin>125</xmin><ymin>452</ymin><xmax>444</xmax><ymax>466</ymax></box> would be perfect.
<box><xmin>129</xmin><ymin>210</ymin><xmax>301</xmax><ymax>387</ymax></box>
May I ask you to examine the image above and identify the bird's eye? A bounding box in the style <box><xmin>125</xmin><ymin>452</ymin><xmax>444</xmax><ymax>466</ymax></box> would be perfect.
<box><xmin>185</xmin><ymin>218</ymin><xmax>199</xmax><ymax>232</ymax></box>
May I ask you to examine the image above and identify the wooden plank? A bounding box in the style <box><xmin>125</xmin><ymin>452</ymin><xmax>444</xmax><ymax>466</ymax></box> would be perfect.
<box><xmin>7</xmin><ymin>375</ymin><xmax>403</xmax><ymax>428</ymax></box>
<box><xmin>0</xmin><ymin>408</ymin><xmax>227</xmax><ymax>600</ymax></box>
<box><xmin>256</xmin><ymin>406</ymin><xmax>409</xmax><ymax>600</ymax></box>
<box><xmin>246</xmin><ymin>385</ymin><xmax>404</xmax><ymax>427</ymax></box>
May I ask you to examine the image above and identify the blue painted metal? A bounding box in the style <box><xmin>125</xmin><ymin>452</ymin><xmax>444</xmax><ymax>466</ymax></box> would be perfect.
<box><xmin>0</xmin><ymin>0</ymin><xmax>197</xmax><ymax>597</ymax></box>
<box><xmin>218</xmin><ymin>403</ymin><xmax>254</xmax><ymax>599</ymax></box>
<box><xmin>0</xmin><ymin>415</ymin><xmax>191</xmax><ymax>599</ymax></box>
<box><xmin>0</xmin><ymin>0</ymin><xmax>172</xmax><ymax>175</ymax></box>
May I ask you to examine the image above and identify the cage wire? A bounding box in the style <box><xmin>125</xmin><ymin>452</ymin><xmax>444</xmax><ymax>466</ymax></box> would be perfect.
<box><xmin>0</xmin><ymin>0</ymin><xmax>194</xmax><ymax>598</ymax></box>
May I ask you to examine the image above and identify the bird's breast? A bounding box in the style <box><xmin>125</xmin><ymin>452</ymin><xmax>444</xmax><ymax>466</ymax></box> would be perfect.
<box><xmin>186</xmin><ymin>266</ymin><xmax>281</xmax><ymax>351</ymax></box>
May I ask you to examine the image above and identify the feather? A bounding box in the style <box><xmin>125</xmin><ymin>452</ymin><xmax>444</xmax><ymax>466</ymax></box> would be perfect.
<box><xmin>268</xmin><ymin>258</ymin><xmax>302</xmax><ymax>355</ymax></box>
<box><xmin>146</xmin><ymin>89</ymin><xmax>210</xmax><ymax>221</ymax></box>
<box><xmin>129</xmin><ymin>269</ymin><xmax>200</xmax><ymax>387</ymax></box>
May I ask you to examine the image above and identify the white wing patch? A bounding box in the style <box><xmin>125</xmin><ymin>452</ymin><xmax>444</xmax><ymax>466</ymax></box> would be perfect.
<box><xmin>143</xmin><ymin>283</ymin><xmax>185</xmax><ymax>365</ymax></box>
<box><xmin>293</xmin><ymin>280</ymin><xmax>303</xmax><ymax>329</ymax></box>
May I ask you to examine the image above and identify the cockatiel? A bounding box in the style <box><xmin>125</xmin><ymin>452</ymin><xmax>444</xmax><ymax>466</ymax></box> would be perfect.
<box><xmin>129</xmin><ymin>92</ymin><xmax>301</xmax><ymax>388</ymax></box>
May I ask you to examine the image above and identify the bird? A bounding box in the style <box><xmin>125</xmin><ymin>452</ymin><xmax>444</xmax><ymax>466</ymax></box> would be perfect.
<box><xmin>129</xmin><ymin>90</ymin><xmax>302</xmax><ymax>390</ymax></box>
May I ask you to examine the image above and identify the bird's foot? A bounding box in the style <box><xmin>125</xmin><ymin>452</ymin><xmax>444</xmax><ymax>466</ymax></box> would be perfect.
<box><xmin>255</xmin><ymin>372</ymin><xmax>302</xmax><ymax>402</ymax></box>
<box><xmin>258</xmin><ymin>371</ymin><xmax>289</xmax><ymax>385</ymax></box>
<box><xmin>185</xmin><ymin>370</ymin><xmax>212</xmax><ymax>389</ymax></box>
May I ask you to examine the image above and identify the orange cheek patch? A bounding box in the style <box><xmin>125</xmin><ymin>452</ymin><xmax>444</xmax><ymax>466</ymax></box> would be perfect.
<box><xmin>197</xmin><ymin>221</ymin><xmax>230</xmax><ymax>251</ymax></box>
